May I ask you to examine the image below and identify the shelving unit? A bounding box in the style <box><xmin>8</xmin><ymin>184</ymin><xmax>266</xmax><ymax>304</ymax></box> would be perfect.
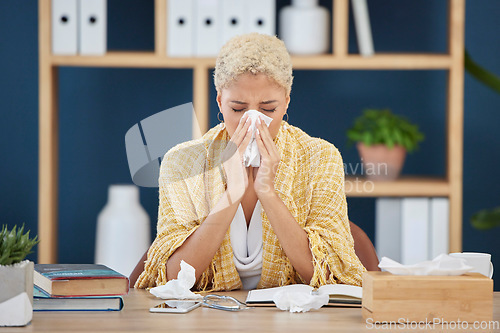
<box><xmin>38</xmin><ymin>0</ymin><xmax>465</xmax><ymax>263</ymax></box>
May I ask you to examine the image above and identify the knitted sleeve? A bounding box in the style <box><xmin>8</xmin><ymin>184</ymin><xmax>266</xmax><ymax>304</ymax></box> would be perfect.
<box><xmin>304</xmin><ymin>141</ymin><xmax>366</xmax><ymax>287</ymax></box>
<box><xmin>134</xmin><ymin>142</ymin><xmax>205</xmax><ymax>289</ymax></box>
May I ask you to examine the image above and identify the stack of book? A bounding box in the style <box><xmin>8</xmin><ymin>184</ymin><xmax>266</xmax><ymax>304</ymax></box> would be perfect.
<box><xmin>33</xmin><ymin>264</ymin><xmax>129</xmax><ymax>311</ymax></box>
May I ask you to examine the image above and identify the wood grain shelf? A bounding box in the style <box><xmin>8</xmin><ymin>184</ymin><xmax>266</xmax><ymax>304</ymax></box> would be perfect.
<box><xmin>292</xmin><ymin>54</ymin><xmax>453</xmax><ymax>70</ymax></box>
<box><xmin>345</xmin><ymin>177</ymin><xmax>450</xmax><ymax>197</ymax></box>
<box><xmin>50</xmin><ymin>52</ymin><xmax>214</xmax><ymax>68</ymax></box>
<box><xmin>38</xmin><ymin>0</ymin><xmax>465</xmax><ymax>263</ymax></box>
<box><xmin>50</xmin><ymin>53</ymin><xmax>452</xmax><ymax>70</ymax></box>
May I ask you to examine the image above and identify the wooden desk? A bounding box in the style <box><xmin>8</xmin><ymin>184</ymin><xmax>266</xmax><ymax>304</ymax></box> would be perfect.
<box><xmin>3</xmin><ymin>290</ymin><xmax>499</xmax><ymax>332</ymax></box>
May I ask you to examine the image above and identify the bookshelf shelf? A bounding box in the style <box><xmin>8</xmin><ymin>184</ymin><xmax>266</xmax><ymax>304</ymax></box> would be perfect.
<box><xmin>51</xmin><ymin>52</ymin><xmax>213</xmax><ymax>68</ymax></box>
<box><xmin>345</xmin><ymin>177</ymin><xmax>450</xmax><ymax>197</ymax></box>
<box><xmin>51</xmin><ymin>53</ymin><xmax>452</xmax><ymax>70</ymax></box>
<box><xmin>38</xmin><ymin>0</ymin><xmax>465</xmax><ymax>263</ymax></box>
<box><xmin>292</xmin><ymin>54</ymin><xmax>453</xmax><ymax>70</ymax></box>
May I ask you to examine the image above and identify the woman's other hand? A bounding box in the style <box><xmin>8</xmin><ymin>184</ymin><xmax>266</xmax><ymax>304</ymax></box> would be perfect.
<box><xmin>221</xmin><ymin>113</ymin><xmax>252</xmax><ymax>202</ymax></box>
<box><xmin>253</xmin><ymin>117</ymin><xmax>281</xmax><ymax>198</ymax></box>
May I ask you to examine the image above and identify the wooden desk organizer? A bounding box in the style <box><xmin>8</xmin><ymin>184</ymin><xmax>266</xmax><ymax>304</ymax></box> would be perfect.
<box><xmin>362</xmin><ymin>271</ymin><xmax>493</xmax><ymax>323</ymax></box>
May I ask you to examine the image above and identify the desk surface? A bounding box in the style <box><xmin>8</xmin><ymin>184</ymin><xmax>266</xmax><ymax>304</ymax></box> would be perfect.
<box><xmin>4</xmin><ymin>290</ymin><xmax>500</xmax><ymax>332</ymax></box>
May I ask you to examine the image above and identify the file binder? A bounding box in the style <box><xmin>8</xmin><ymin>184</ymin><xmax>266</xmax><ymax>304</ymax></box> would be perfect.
<box><xmin>195</xmin><ymin>0</ymin><xmax>221</xmax><ymax>57</ymax></box>
<box><xmin>351</xmin><ymin>0</ymin><xmax>374</xmax><ymax>56</ymax></box>
<box><xmin>375</xmin><ymin>198</ymin><xmax>402</xmax><ymax>262</ymax></box>
<box><xmin>52</xmin><ymin>0</ymin><xmax>78</xmax><ymax>55</ymax></box>
<box><xmin>429</xmin><ymin>198</ymin><xmax>449</xmax><ymax>259</ymax></box>
<box><xmin>401</xmin><ymin>198</ymin><xmax>429</xmax><ymax>265</ymax></box>
<box><xmin>246</xmin><ymin>0</ymin><xmax>275</xmax><ymax>36</ymax></box>
<box><xmin>220</xmin><ymin>0</ymin><xmax>246</xmax><ymax>46</ymax></box>
<box><xmin>167</xmin><ymin>0</ymin><xmax>195</xmax><ymax>57</ymax></box>
<box><xmin>79</xmin><ymin>0</ymin><xmax>107</xmax><ymax>55</ymax></box>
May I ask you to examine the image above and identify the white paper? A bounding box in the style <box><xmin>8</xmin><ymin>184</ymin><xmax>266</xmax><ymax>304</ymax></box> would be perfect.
<box><xmin>379</xmin><ymin>254</ymin><xmax>473</xmax><ymax>276</ymax></box>
<box><xmin>243</xmin><ymin>110</ymin><xmax>273</xmax><ymax>167</ymax></box>
<box><xmin>149</xmin><ymin>260</ymin><xmax>202</xmax><ymax>300</ymax></box>
<box><xmin>272</xmin><ymin>289</ymin><xmax>329</xmax><ymax>313</ymax></box>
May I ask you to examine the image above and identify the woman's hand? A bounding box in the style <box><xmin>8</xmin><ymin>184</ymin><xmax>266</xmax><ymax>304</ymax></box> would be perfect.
<box><xmin>221</xmin><ymin>114</ymin><xmax>252</xmax><ymax>203</ymax></box>
<box><xmin>253</xmin><ymin>118</ymin><xmax>281</xmax><ymax>198</ymax></box>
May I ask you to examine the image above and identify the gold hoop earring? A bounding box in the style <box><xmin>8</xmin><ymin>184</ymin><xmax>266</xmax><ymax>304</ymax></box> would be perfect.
<box><xmin>217</xmin><ymin>111</ymin><xmax>224</xmax><ymax>123</ymax></box>
<box><xmin>283</xmin><ymin>112</ymin><xmax>289</xmax><ymax>123</ymax></box>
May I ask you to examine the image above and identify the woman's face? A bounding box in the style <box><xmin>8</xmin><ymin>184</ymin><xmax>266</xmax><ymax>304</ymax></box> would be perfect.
<box><xmin>217</xmin><ymin>73</ymin><xmax>290</xmax><ymax>139</ymax></box>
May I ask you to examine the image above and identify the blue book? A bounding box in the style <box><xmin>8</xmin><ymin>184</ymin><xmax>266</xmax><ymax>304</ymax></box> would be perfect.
<box><xmin>34</xmin><ymin>286</ymin><xmax>124</xmax><ymax>311</ymax></box>
<box><xmin>34</xmin><ymin>264</ymin><xmax>129</xmax><ymax>296</ymax></box>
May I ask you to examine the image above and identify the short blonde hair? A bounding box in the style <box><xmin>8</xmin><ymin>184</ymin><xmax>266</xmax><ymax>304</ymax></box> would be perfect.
<box><xmin>214</xmin><ymin>33</ymin><xmax>293</xmax><ymax>95</ymax></box>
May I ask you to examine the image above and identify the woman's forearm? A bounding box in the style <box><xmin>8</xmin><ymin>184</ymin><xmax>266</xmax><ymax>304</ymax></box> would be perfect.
<box><xmin>167</xmin><ymin>116</ymin><xmax>253</xmax><ymax>281</ymax></box>
<box><xmin>259</xmin><ymin>192</ymin><xmax>314</xmax><ymax>283</ymax></box>
<box><xmin>166</xmin><ymin>190</ymin><xmax>240</xmax><ymax>281</ymax></box>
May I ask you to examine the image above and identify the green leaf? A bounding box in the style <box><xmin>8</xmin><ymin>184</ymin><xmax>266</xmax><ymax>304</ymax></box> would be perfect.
<box><xmin>465</xmin><ymin>50</ymin><xmax>500</xmax><ymax>95</ymax></box>
<box><xmin>0</xmin><ymin>224</ymin><xmax>39</xmax><ymax>265</ymax></box>
<box><xmin>346</xmin><ymin>108</ymin><xmax>424</xmax><ymax>153</ymax></box>
<box><xmin>402</xmin><ymin>135</ymin><xmax>413</xmax><ymax>152</ymax></box>
<box><xmin>381</xmin><ymin>127</ymin><xmax>390</xmax><ymax>142</ymax></box>
<box><xmin>392</xmin><ymin>128</ymin><xmax>403</xmax><ymax>146</ymax></box>
<box><xmin>471</xmin><ymin>207</ymin><xmax>500</xmax><ymax>230</ymax></box>
<box><xmin>363</xmin><ymin>131</ymin><xmax>373</xmax><ymax>146</ymax></box>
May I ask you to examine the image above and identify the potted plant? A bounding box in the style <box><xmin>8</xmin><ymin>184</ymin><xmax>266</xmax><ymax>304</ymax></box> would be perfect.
<box><xmin>0</xmin><ymin>224</ymin><xmax>38</xmax><ymax>326</ymax></box>
<box><xmin>346</xmin><ymin>109</ymin><xmax>424</xmax><ymax>181</ymax></box>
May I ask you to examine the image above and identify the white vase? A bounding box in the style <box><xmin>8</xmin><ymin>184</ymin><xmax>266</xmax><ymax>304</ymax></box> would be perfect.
<box><xmin>95</xmin><ymin>184</ymin><xmax>151</xmax><ymax>277</ymax></box>
<box><xmin>0</xmin><ymin>261</ymin><xmax>33</xmax><ymax>326</ymax></box>
<box><xmin>279</xmin><ymin>0</ymin><xmax>330</xmax><ymax>55</ymax></box>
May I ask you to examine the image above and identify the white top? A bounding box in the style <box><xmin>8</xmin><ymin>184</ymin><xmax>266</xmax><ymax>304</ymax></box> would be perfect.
<box><xmin>230</xmin><ymin>201</ymin><xmax>263</xmax><ymax>290</ymax></box>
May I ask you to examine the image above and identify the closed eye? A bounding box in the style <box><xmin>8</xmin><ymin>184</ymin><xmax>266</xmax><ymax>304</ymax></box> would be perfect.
<box><xmin>262</xmin><ymin>108</ymin><xmax>276</xmax><ymax>112</ymax></box>
<box><xmin>232</xmin><ymin>108</ymin><xmax>246</xmax><ymax>112</ymax></box>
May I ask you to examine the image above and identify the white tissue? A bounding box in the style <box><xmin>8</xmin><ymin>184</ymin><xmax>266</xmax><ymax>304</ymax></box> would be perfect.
<box><xmin>378</xmin><ymin>254</ymin><xmax>474</xmax><ymax>276</ymax></box>
<box><xmin>243</xmin><ymin>110</ymin><xmax>273</xmax><ymax>167</ymax></box>
<box><xmin>272</xmin><ymin>289</ymin><xmax>329</xmax><ymax>313</ymax></box>
<box><xmin>149</xmin><ymin>260</ymin><xmax>203</xmax><ymax>299</ymax></box>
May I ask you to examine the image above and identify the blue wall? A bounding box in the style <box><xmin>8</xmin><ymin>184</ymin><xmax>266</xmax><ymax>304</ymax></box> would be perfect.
<box><xmin>1</xmin><ymin>1</ymin><xmax>499</xmax><ymax>289</ymax></box>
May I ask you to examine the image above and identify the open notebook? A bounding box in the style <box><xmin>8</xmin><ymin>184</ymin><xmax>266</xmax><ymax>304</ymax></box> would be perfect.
<box><xmin>246</xmin><ymin>284</ymin><xmax>362</xmax><ymax>307</ymax></box>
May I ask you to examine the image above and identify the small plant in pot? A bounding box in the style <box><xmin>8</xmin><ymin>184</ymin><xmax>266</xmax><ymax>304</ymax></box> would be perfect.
<box><xmin>0</xmin><ymin>224</ymin><xmax>39</xmax><ymax>326</ymax></box>
<box><xmin>346</xmin><ymin>109</ymin><xmax>424</xmax><ymax>181</ymax></box>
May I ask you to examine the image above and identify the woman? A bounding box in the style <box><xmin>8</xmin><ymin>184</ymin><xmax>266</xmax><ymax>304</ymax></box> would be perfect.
<box><xmin>135</xmin><ymin>33</ymin><xmax>365</xmax><ymax>291</ymax></box>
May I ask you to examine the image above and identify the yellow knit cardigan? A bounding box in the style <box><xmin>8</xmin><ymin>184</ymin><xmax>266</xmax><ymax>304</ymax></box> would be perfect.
<box><xmin>135</xmin><ymin>122</ymin><xmax>365</xmax><ymax>290</ymax></box>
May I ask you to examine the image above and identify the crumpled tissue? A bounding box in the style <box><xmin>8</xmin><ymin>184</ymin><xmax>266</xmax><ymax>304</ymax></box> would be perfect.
<box><xmin>272</xmin><ymin>289</ymin><xmax>329</xmax><ymax>313</ymax></box>
<box><xmin>243</xmin><ymin>110</ymin><xmax>273</xmax><ymax>167</ymax></box>
<box><xmin>149</xmin><ymin>260</ymin><xmax>202</xmax><ymax>299</ymax></box>
<box><xmin>378</xmin><ymin>254</ymin><xmax>474</xmax><ymax>276</ymax></box>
